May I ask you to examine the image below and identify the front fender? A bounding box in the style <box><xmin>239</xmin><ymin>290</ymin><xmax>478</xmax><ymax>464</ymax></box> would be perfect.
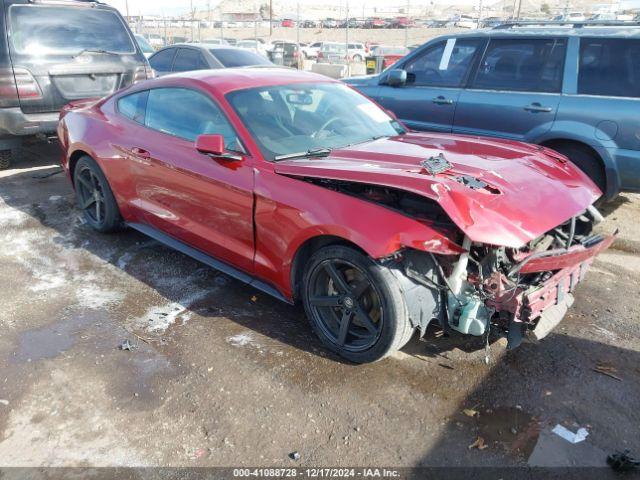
<box><xmin>253</xmin><ymin>169</ymin><xmax>464</xmax><ymax>300</ymax></box>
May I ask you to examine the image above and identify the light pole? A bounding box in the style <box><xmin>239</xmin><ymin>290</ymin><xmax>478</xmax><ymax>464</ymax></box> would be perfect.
<box><xmin>404</xmin><ymin>0</ymin><xmax>409</xmax><ymax>47</ymax></box>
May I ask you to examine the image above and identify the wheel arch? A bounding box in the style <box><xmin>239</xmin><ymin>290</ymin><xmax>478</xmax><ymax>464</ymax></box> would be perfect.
<box><xmin>289</xmin><ymin>234</ymin><xmax>367</xmax><ymax>303</ymax></box>
<box><xmin>539</xmin><ymin>138</ymin><xmax>613</xmax><ymax>195</ymax></box>
<box><xmin>68</xmin><ymin>149</ymin><xmax>92</xmax><ymax>186</ymax></box>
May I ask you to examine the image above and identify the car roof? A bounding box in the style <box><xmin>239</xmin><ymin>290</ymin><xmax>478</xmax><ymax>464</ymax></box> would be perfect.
<box><xmin>453</xmin><ymin>24</ymin><xmax>640</xmax><ymax>38</ymax></box>
<box><xmin>145</xmin><ymin>68</ymin><xmax>336</xmax><ymax>95</ymax></box>
<box><xmin>170</xmin><ymin>43</ymin><xmax>244</xmax><ymax>50</ymax></box>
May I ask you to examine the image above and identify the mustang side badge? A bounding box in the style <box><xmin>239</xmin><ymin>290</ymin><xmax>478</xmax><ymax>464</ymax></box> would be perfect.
<box><xmin>420</xmin><ymin>153</ymin><xmax>452</xmax><ymax>175</ymax></box>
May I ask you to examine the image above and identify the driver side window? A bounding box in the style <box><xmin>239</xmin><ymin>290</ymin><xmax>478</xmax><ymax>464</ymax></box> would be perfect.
<box><xmin>145</xmin><ymin>87</ymin><xmax>242</xmax><ymax>151</ymax></box>
<box><xmin>404</xmin><ymin>38</ymin><xmax>481</xmax><ymax>87</ymax></box>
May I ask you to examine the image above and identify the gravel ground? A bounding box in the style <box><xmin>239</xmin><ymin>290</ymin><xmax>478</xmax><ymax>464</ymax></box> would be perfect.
<box><xmin>0</xmin><ymin>142</ymin><xmax>639</xmax><ymax>471</ymax></box>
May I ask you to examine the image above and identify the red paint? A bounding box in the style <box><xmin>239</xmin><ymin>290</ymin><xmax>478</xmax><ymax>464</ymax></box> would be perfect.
<box><xmin>57</xmin><ymin>69</ymin><xmax>603</xmax><ymax>302</ymax></box>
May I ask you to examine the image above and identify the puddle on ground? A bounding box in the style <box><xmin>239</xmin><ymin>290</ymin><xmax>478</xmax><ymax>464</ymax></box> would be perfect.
<box><xmin>10</xmin><ymin>311</ymin><xmax>103</xmax><ymax>363</ymax></box>
<box><xmin>473</xmin><ymin>406</ymin><xmax>541</xmax><ymax>458</ymax></box>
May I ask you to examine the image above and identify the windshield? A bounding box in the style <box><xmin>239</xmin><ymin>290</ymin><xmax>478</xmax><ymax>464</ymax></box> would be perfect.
<box><xmin>9</xmin><ymin>5</ymin><xmax>135</xmax><ymax>56</ymax></box>
<box><xmin>227</xmin><ymin>82</ymin><xmax>405</xmax><ymax>161</ymax></box>
<box><xmin>212</xmin><ymin>49</ymin><xmax>271</xmax><ymax>67</ymax></box>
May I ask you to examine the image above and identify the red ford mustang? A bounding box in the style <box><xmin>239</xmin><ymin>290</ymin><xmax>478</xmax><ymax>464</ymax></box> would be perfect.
<box><xmin>58</xmin><ymin>68</ymin><xmax>614</xmax><ymax>363</ymax></box>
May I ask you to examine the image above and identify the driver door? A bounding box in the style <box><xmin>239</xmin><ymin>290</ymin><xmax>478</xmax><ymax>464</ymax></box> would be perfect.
<box><xmin>374</xmin><ymin>38</ymin><xmax>484</xmax><ymax>132</ymax></box>
<box><xmin>120</xmin><ymin>87</ymin><xmax>255</xmax><ymax>272</ymax></box>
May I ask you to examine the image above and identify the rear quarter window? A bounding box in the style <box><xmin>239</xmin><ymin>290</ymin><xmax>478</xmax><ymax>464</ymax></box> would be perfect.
<box><xmin>149</xmin><ymin>48</ymin><xmax>176</xmax><ymax>71</ymax></box>
<box><xmin>117</xmin><ymin>91</ymin><xmax>148</xmax><ymax>124</ymax></box>
<box><xmin>578</xmin><ymin>38</ymin><xmax>640</xmax><ymax>98</ymax></box>
<box><xmin>8</xmin><ymin>5</ymin><xmax>135</xmax><ymax>55</ymax></box>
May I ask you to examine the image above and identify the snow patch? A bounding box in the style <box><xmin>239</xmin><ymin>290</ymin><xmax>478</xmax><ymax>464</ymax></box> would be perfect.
<box><xmin>133</xmin><ymin>291</ymin><xmax>209</xmax><ymax>333</ymax></box>
<box><xmin>227</xmin><ymin>332</ymin><xmax>261</xmax><ymax>349</ymax></box>
<box><xmin>76</xmin><ymin>285</ymin><xmax>124</xmax><ymax>310</ymax></box>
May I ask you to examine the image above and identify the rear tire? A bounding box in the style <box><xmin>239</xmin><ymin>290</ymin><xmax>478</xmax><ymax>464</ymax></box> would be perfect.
<box><xmin>0</xmin><ymin>150</ymin><xmax>12</xmax><ymax>170</ymax></box>
<box><xmin>73</xmin><ymin>156</ymin><xmax>122</xmax><ymax>233</ymax></box>
<box><xmin>302</xmin><ymin>245</ymin><xmax>413</xmax><ymax>363</ymax></box>
<box><xmin>553</xmin><ymin>144</ymin><xmax>606</xmax><ymax>194</ymax></box>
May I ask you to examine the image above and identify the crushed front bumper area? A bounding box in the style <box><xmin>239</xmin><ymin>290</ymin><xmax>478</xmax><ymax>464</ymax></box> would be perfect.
<box><xmin>486</xmin><ymin>233</ymin><xmax>616</xmax><ymax>348</ymax></box>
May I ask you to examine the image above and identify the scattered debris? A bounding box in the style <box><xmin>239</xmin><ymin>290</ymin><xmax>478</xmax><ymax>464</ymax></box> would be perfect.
<box><xmin>551</xmin><ymin>424</ymin><xmax>589</xmax><ymax>444</ymax></box>
<box><xmin>0</xmin><ymin>399</ymin><xmax>9</xmax><ymax>406</ymax></box>
<box><xmin>289</xmin><ymin>451</ymin><xmax>301</xmax><ymax>461</ymax></box>
<box><xmin>608</xmin><ymin>450</ymin><xmax>639</xmax><ymax>472</ymax></box>
<box><xmin>186</xmin><ymin>447</ymin><xmax>209</xmax><ymax>460</ymax></box>
<box><xmin>593</xmin><ymin>363</ymin><xmax>622</xmax><ymax>381</ymax></box>
<box><xmin>468</xmin><ymin>436</ymin><xmax>488</xmax><ymax>450</ymax></box>
<box><xmin>463</xmin><ymin>408</ymin><xmax>479</xmax><ymax>418</ymax></box>
<box><xmin>119</xmin><ymin>339</ymin><xmax>137</xmax><ymax>351</ymax></box>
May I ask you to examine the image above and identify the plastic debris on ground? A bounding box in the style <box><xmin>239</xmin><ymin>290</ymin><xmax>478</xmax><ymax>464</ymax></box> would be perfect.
<box><xmin>119</xmin><ymin>339</ymin><xmax>137</xmax><ymax>351</ymax></box>
<box><xmin>551</xmin><ymin>424</ymin><xmax>589</xmax><ymax>444</ymax></box>
<box><xmin>289</xmin><ymin>451</ymin><xmax>301</xmax><ymax>461</ymax></box>
<box><xmin>468</xmin><ymin>436</ymin><xmax>488</xmax><ymax>450</ymax></box>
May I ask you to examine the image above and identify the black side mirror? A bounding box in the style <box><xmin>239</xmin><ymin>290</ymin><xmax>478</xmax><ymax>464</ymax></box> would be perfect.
<box><xmin>387</xmin><ymin>69</ymin><xmax>407</xmax><ymax>87</ymax></box>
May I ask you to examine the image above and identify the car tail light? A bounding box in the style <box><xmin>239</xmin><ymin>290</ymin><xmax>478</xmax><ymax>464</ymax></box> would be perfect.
<box><xmin>293</xmin><ymin>51</ymin><xmax>299</xmax><ymax>57</ymax></box>
<box><xmin>0</xmin><ymin>68</ymin><xmax>42</xmax><ymax>104</ymax></box>
<box><xmin>133</xmin><ymin>65</ymin><xmax>155</xmax><ymax>84</ymax></box>
<box><xmin>317</xmin><ymin>52</ymin><xmax>324</xmax><ymax>59</ymax></box>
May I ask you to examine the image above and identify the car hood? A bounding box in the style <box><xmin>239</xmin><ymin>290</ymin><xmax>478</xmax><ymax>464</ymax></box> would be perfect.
<box><xmin>274</xmin><ymin>132</ymin><xmax>601</xmax><ymax>248</ymax></box>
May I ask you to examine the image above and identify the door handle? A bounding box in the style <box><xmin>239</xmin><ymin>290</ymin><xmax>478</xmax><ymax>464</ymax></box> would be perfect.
<box><xmin>524</xmin><ymin>103</ymin><xmax>553</xmax><ymax>113</ymax></box>
<box><xmin>130</xmin><ymin>147</ymin><xmax>151</xmax><ymax>159</ymax></box>
<box><xmin>432</xmin><ymin>96</ymin><xmax>454</xmax><ymax>105</ymax></box>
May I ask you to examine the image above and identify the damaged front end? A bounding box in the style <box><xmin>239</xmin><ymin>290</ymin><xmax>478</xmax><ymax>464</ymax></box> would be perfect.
<box><xmin>387</xmin><ymin>206</ymin><xmax>615</xmax><ymax>349</ymax></box>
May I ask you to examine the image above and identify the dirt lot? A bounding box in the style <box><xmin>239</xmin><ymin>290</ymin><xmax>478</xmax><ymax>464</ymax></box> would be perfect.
<box><xmin>1</xmin><ymin>142</ymin><xmax>639</xmax><ymax>472</ymax></box>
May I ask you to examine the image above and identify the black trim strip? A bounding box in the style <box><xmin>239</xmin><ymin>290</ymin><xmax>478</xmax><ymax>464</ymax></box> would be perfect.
<box><xmin>127</xmin><ymin>222</ymin><xmax>292</xmax><ymax>305</ymax></box>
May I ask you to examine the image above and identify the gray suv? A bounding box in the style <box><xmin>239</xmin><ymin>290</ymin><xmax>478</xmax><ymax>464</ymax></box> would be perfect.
<box><xmin>0</xmin><ymin>0</ymin><xmax>152</xmax><ymax>169</ymax></box>
<box><xmin>345</xmin><ymin>24</ymin><xmax>640</xmax><ymax>200</ymax></box>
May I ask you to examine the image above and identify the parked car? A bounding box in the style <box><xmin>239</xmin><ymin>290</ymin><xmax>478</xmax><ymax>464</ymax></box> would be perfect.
<box><xmin>149</xmin><ymin>44</ymin><xmax>272</xmax><ymax>76</ymax></box>
<box><xmin>456</xmin><ymin>15</ymin><xmax>479</xmax><ymax>28</ymax></box>
<box><xmin>281</xmin><ymin>19</ymin><xmax>295</xmax><ymax>28</ymax></box>
<box><xmin>321</xmin><ymin>18</ymin><xmax>338</xmax><ymax>28</ymax></box>
<box><xmin>201</xmin><ymin>38</ymin><xmax>230</xmax><ymax>46</ymax></box>
<box><xmin>58</xmin><ymin>68</ymin><xmax>612</xmax><ymax>363</ymax></box>
<box><xmin>236</xmin><ymin>39</ymin><xmax>269</xmax><ymax>57</ymax></box>
<box><xmin>300</xmin><ymin>20</ymin><xmax>317</xmax><ymax>28</ymax></box>
<box><xmin>302</xmin><ymin>42</ymin><xmax>323</xmax><ymax>58</ymax></box>
<box><xmin>134</xmin><ymin>34</ymin><xmax>156</xmax><ymax>58</ymax></box>
<box><xmin>145</xmin><ymin>33</ymin><xmax>166</xmax><ymax>48</ymax></box>
<box><xmin>0</xmin><ymin>0</ymin><xmax>151</xmax><ymax>169</ymax></box>
<box><xmin>480</xmin><ymin>17</ymin><xmax>505</xmax><ymax>28</ymax></box>
<box><xmin>345</xmin><ymin>26</ymin><xmax>640</xmax><ymax>200</ymax></box>
<box><xmin>369</xmin><ymin>46</ymin><xmax>410</xmax><ymax>69</ymax></box>
<box><xmin>317</xmin><ymin>43</ymin><xmax>367</xmax><ymax>63</ymax></box>
<box><xmin>268</xmin><ymin>42</ymin><xmax>302</xmax><ymax>68</ymax></box>
<box><xmin>553</xmin><ymin>12</ymin><xmax>586</xmax><ymax>22</ymax></box>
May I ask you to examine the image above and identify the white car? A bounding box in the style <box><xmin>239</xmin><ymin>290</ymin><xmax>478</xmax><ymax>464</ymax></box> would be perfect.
<box><xmin>347</xmin><ymin>42</ymin><xmax>367</xmax><ymax>62</ymax></box>
<box><xmin>236</xmin><ymin>39</ymin><xmax>269</xmax><ymax>57</ymax></box>
<box><xmin>144</xmin><ymin>33</ymin><xmax>165</xmax><ymax>48</ymax></box>
<box><xmin>302</xmin><ymin>41</ymin><xmax>323</xmax><ymax>59</ymax></box>
<box><xmin>201</xmin><ymin>38</ymin><xmax>230</xmax><ymax>46</ymax></box>
<box><xmin>314</xmin><ymin>42</ymin><xmax>367</xmax><ymax>62</ymax></box>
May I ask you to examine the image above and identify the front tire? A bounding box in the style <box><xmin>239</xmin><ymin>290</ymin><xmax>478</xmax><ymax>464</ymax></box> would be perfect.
<box><xmin>73</xmin><ymin>156</ymin><xmax>122</xmax><ymax>233</ymax></box>
<box><xmin>302</xmin><ymin>245</ymin><xmax>413</xmax><ymax>363</ymax></box>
